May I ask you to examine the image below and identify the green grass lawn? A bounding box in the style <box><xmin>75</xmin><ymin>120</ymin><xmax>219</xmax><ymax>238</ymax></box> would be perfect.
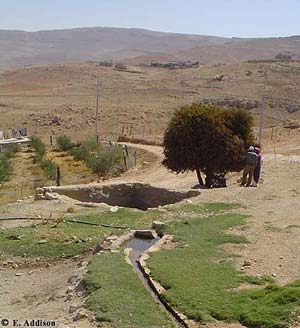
<box><xmin>83</xmin><ymin>252</ymin><xmax>175</xmax><ymax>328</ymax></box>
<box><xmin>148</xmin><ymin>208</ymin><xmax>300</xmax><ymax>328</ymax></box>
<box><xmin>0</xmin><ymin>208</ymin><xmax>154</xmax><ymax>259</ymax></box>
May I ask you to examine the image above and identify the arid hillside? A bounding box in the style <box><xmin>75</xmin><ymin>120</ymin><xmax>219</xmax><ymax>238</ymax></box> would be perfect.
<box><xmin>128</xmin><ymin>36</ymin><xmax>300</xmax><ymax>65</ymax></box>
<box><xmin>0</xmin><ymin>60</ymin><xmax>300</xmax><ymax>145</ymax></box>
<box><xmin>0</xmin><ymin>27</ymin><xmax>228</xmax><ymax>68</ymax></box>
<box><xmin>1</xmin><ymin>27</ymin><xmax>300</xmax><ymax>69</ymax></box>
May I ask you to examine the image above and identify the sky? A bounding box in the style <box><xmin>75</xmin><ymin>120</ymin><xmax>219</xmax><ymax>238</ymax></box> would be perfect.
<box><xmin>0</xmin><ymin>0</ymin><xmax>299</xmax><ymax>38</ymax></box>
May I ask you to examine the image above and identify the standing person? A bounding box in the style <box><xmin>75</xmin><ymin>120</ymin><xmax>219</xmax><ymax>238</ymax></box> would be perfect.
<box><xmin>241</xmin><ymin>146</ymin><xmax>258</xmax><ymax>187</ymax></box>
<box><xmin>253</xmin><ymin>147</ymin><xmax>263</xmax><ymax>187</ymax></box>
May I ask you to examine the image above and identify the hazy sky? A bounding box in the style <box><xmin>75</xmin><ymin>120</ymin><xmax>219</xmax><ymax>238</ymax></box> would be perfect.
<box><xmin>0</xmin><ymin>0</ymin><xmax>299</xmax><ymax>38</ymax></box>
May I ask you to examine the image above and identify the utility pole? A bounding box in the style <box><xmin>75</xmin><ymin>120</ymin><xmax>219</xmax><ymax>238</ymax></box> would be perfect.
<box><xmin>258</xmin><ymin>69</ymin><xmax>267</xmax><ymax>146</ymax></box>
<box><xmin>95</xmin><ymin>79</ymin><xmax>100</xmax><ymax>143</ymax></box>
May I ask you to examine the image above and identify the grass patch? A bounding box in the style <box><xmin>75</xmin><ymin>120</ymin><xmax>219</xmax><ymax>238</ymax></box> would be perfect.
<box><xmin>148</xmin><ymin>212</ymin><xmax>300</xmax><ymax>328</ymax></box>
<box><xmin>0</xmin><ymin>208</ymin><xmax>153</xmax><ymax>259</ymax></box>
<box><xmin>83</xmin><ymin>253</ymin><xmax>175</xmax><ymax>328</ymax></box>
<box><xmin>166</xmin><ymin>202</ymin><xmax>241</xmax><ymax>215</ymax></box>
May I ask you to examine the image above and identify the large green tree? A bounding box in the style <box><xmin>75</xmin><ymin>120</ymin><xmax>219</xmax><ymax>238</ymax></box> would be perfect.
<box><xmin>163</xmin><ymin>103</ymin><xmax>254</xmax><ymax>187</ymax></box>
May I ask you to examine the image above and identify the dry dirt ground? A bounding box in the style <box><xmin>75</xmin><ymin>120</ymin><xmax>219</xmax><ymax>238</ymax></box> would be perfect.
<box><xmin>0</xmin><ymin>61</ymin><xmax>300</xmax><ymax>145</ymax></box>
<box><xmin>0</xmin><ymin>126</ymin><xmax>299</xmax><ymax>328</ymax></box>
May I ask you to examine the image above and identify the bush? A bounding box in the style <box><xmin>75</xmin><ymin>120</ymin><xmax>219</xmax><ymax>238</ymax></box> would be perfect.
<box><xmin>40</xmin><ymin>159</ymin><xmax>57</xmax><ymax>180</ymax></box>
<box><xmin>56</xmin><ymin>135</ymin><xmax>73</xmax><ymax>151</ymax></box>
<box><xmin>70</xmin><ymin>138</ymin><xmax>99</xmax><ymax>161</ymax></box>
<box><xmin>4</xmin><ymin>144</ymin><xmax>20</xmax><ymax>158</ymax></box>
<box><xmin>31</xmin><ymin>136</ymin><xmax>46</xmax><ymax>162</ymax></box>
<box><xmin>0</xmin><ymin>153</ymin><xmax>13</xmax><ymax>185</ymax></box>
<box><xmin>163</xmin><ymin>103</ymin><xmax>255</xmax><ymax>187</ymax></box>
<box><xmin>86</xmin><ymin>146</ymin><xmax>122</xmax><ymax>177</ymax></box>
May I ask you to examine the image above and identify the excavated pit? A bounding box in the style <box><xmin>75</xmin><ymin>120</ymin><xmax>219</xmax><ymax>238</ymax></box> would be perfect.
<box><xmin>43</xmin><ymin>182</ymin><xmax>200</xmax><ymax>210</ymax></box>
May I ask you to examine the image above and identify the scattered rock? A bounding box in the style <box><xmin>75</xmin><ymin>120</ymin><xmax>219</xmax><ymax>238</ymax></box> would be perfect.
<box><xmin>73</xmin><ymin>312</ymin><xmax>88</xmax><ymax>321</ymax></box>
<box><xmin>66</xmin><ymin>286</ymin><xmax>74</xmax><ymax>294</ymax></box>
<box><xmin>7</xmin><ymin>235</ymin><xmax>22</xmax><ymax>241</ymax></box>
<box><xmin>79</xmin><ymin>261</ymin><xmax>88</xmax><ymax>268</ymax></box>
<box><xmin>15</xmin><ymin>273</ymin><xmax>22</xmax><ymax>276</ymax></box>
<box><xmin>35</xmin><ymin>194</ymin><xmax>45</xmax><ymax>201</ymax></box>
<box><xmin>35</xmin><ymin>188</ymin><xmax>44</xmax><ymax>195</ymax></box>
<box><xmin>38</xmin><ymin>240</ymin><xmax>48</xmax><ymax>244</ymax></box>
<box><xmin>243</xmin><ymin>260</ymin><xmax>251</xmax><ymax>267</ymax></box>
<box><xmin>65</xmin><ymin>294</ymin><xmax>73</xmax><ymax>301</ymax></box>
<box><xmin>69</xmin><ymin>305</ymin><xmax>78</xmax><ymax>314</ymax></box>
<box><xmin>109</xmin><ymin>206</ymin><xmax>119</xmax><ymax>213</ymax></box>
<box><xmin>44</xmin><ymin>192</ymin><xmax>59</xmax><ymax>201</ymax></box>
<box><xmin>152</xmin><ymin>221</ymin><xmax>166</xmax><ymax>235</ymax></box>
<box><xmin>106</xmin><ymin>235</ymin><xmax>118</xmax><ymax>241</ymax></box>
<box><xmin>203</xmin><ymin>97</ymin><xmax>260</xmax><ymax>110</ymax></box>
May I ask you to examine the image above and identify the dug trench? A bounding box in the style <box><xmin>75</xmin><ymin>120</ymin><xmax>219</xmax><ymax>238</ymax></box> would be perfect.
<box><xmin>41</xmin><ymin>182</ymin><xmax>201</xmax><ymax>210</ymax></box>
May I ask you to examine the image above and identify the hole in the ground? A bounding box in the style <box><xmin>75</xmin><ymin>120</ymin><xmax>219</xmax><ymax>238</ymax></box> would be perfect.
<box><xmin>47</xmin><ymin>182</ymin><xmax>200</xmax><ymax>210</ymax></box>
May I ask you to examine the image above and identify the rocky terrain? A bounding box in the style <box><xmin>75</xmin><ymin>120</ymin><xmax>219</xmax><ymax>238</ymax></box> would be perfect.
<box><xmin>0</xmin><ymin>60</ymin><xmax>300</xmax><ymax>146</ymax></box>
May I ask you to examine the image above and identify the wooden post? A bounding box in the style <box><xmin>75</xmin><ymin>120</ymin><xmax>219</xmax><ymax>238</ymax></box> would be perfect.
<box><xmin>56</xmin><ymin>166</ymin><xmax>61</xmax><ymax>186</ymax></box>
<box><xmin>123</xmin><ymin>153</ymin><xmax>127</xmax><ymax>169</ymax></box>
<box><xmin>134</xmin><ymin>151</ymin><xmax>137</xmax><ymax>166</ymax></box>
<box><xmin>20</xmin><ymin>181</ymin><xmax>24</xmax><ymax>198</ymax></box>
<box><xmin>95</xmin><ymin>79</ymin><xmax>100</xmax><ymax>143</ymax></box>
<box><xmin>49</xmin><ymin>135</ymin><xmax>53</xmax><ymax>146</ymax></box>
<box><xmin>271</xmin><ymin>127</ymin><xmax>274</xmax><ymax>140</ymax></box>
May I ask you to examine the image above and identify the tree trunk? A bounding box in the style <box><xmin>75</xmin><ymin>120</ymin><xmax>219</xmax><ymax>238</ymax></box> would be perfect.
<box><xmin>196</xmin><ymin>169</ymin><xmax>204</xmax><ymax>186</ymax></box>
<box><xmin>205</xmin><ymin>171</ymin><xmax>213</xmax><ymax>188</ymax></box>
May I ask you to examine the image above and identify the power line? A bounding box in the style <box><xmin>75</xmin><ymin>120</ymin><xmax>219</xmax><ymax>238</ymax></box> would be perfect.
<box><xmin>0</xmin><ymin>94</ymin><xmax>95</xmax><ymax>97</ymax></box>
<box><xmin>96</xmin><ymin>80</ymin><xmax>100</xmax><ymax>143</ymax></box>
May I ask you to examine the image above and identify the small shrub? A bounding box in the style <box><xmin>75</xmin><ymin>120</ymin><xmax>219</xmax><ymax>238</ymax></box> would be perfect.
<box><xmin>4</xmin><ymin>144</ymin><xmax>20</xmax><ymax>158</ymax></box>
<box><xmin>56</xmin><ymin>135</ymin><xmax>73</xmax><ymax>151</ymax></box>
<box><xmin>31</xmin><ymin>136</ymin><xmax>46</xmax><ymax>162</ymax></box>
<box><xmin>0</xmin><ymin>153</ymin><xmax>13</xmax><ymax>185</ymax></box>
<box><xmin>87</xmin><ymin>146</ymin><xmax>122</xmax><ymax>177</ymax></box>
<box><xmin>40</xmin><ymin>159</ymin><xmax>56</xmax><ymax>180</ymax></box>
<box><xmin>70</xmin><ymin>139</ymin><xmax>98</xmax><ymax>161</ymax></box>
<box><xmin>67</xmin><ymin>207</ymin><xmax>75</xmax><ymax>213</ymax></box>
<box><xmin>70</xmin><ymin>146</ymin><xmax>88</xmax><ymax>161</ymax></box>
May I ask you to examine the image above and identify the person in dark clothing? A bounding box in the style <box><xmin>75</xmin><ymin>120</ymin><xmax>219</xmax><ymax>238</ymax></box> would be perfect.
<box><xmin>252</xmin><ymin>147</ymin><xmax>263</xmax><ymax>186</ymax></box>
<box><xmin>241</xmin><ymin>146</ymin><xmax>258</xmax><ymax>187</ymax></box>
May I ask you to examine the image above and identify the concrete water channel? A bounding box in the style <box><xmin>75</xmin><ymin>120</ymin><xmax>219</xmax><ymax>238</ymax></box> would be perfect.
<box><xmin>123</xmin><ymin>235</ymin><xmax>188</xmax><ymax>328</ymax></box>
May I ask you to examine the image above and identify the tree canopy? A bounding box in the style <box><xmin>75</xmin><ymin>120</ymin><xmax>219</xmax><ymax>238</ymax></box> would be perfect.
<box><xmin>162</xmin><ymin>103</ymin><xmax>255</xmax><ymax>187</ymax></box>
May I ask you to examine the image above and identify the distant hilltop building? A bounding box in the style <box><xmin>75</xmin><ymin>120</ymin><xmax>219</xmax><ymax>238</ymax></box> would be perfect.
<box><xmin>114</xmin><ymin>63</ymin><xmax>128</xmax><ymax>71</ymax></box>
<box><xmin>98</xmin><ymin>61</ymin><xmax>113</xmax><ymax>67</ymax></box>
<box><xmin>149</xmin><ymin>61</ymin><xmax>199</xmax><ymax>70</ymax></box>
